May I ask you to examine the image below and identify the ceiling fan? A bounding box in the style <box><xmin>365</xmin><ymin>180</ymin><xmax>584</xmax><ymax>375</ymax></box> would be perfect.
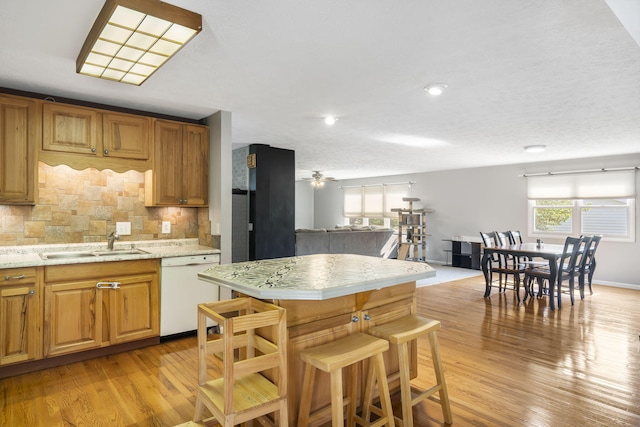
<box><xmin>303</xmin><ymin>171</ymin><xmax>337</xmax><ymax>188</ymax></box>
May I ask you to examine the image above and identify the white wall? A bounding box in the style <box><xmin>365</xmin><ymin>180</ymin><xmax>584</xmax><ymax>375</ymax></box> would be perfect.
<box><xmin>206</xmin><ymin>111</ymin><xmax>233</xmax><ymax>265</ymax></box>
<box><xmin>295</xmin><ymin>181</ymin><xmax>314</xmax><ymax>229</ymax></box>
<box><xmin>306</xmin><ymin>154</ymin><xmax>640</xmax><ymax>288</ymax></box>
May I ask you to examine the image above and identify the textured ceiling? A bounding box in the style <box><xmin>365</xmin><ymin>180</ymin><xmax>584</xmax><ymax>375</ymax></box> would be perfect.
<box><xmin>1</xmin><ymin>0</ymin><xmax>639</xmax><ymax>180</ymax></box>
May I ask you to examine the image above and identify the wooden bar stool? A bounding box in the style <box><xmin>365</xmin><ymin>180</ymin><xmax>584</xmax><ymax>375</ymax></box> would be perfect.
<box><xmin>368</xmin><ymin>316</ymin><xmax>452</xmax><ymax>427</ymax></box>
<box><xmin>297</xmin><ymin>332</ymin><xmax>395</xmax><ymax>427</ymax></box>
<box><xmin>193</xmin><ymin>297</ymin><xmax>288</xmax><ymax>427</ymax></box>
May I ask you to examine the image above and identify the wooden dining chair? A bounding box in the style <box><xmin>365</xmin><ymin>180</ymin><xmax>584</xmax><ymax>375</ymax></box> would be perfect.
<box><xmin>578</xmin><ymin>234</ymin><xmax>602</xmax><ymax>299</ymax></box>
<box><xmin>485</xmin><ymin>231</ymin><xmax>525</xmax><ymax>299</ymax></box>
<box><xmin>507</xmin><ymin>230</ymin><xmax>547</xmax><ymax>298</ymax></box>
<box><xmin>523</xmin><ymin>236</ymin><xmax>587</xmax><ymax>306</ymax></box>
<box><xmin>507</xmin><ymin>230</ymin><xmax>523</xmax><ymax>244</ymax></box>
<box><xmin>480</xmin><ymin>231</ymin><xmax>500</xmax><ymax>289</ymax></box>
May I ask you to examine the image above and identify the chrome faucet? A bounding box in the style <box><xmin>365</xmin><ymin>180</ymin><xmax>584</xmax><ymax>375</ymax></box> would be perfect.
<box><xmin>107</xmin><ymin>232</ymin><xmax>119</xmax><ymax>250</ymax></box>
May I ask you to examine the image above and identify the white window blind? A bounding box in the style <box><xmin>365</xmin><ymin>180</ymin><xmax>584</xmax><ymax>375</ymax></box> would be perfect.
<box><xmin>527</xmin><ymin>170</ymin><xmax>636</xmax><ymax>199</ymax></box>
<box><xmin>343</xmin><ymin>183</ymin><xmax>411</xmax><ymax>218</ymax></box>
<box><xmin>363</xmin><ymin>185</ymin><xmax>384</xmax><ymax>217</ymax></box>
<box><xmin>384</xmin><ymin>183</ymin><xmax>410</xmax><ymax>218</ymax></box>
<box><xmin>343</xmin><ymin>186</ymin><xmax>363</xmax><ymax>218</ymax></box>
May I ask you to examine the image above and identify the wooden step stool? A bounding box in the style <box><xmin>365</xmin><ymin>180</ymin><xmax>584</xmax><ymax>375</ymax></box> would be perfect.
<box><xmin>297</xmin><ymin>332</ymin><xmax>395</xmax><ymax>427</ymax></box>
<box><xmin>368</xmin><ymin>316</ymin><xmax>452</xmax><ymax>427</ymax></box>
<box><xmin>193</xmin><ymin>297</ymin><xmax>288</xmax><ymax>427</ymax></box>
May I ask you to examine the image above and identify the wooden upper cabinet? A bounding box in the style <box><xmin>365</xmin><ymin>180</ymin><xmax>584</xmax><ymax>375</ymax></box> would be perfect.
<box><xmin>183</xmin><ymin>124</ymin><xmax>209</xmax><ymax>206</ymax></box>
<box><xmin>42</xmin><ymin>102</ymin><xmax>99</xmax><ymax>155</ymax></box>
<box><xmin>40</xmin><ymin>101</ymin><xmax>152</xmax><ymax>172</ymax></box>
<box><xmin>145</xmin><ymin>120</ymin><xmax>209</xmax><ymax>206</ymax></box>
<box><xmin>0</xmin><ymin>95</ymin><xmax>38</xmax><ymax>205</ymax></box>
<box><xmin>103</xmin><ymin>112</ymin><xmax>150</xmax><ymax>160</ymax></box>
<box><xmin>150</xmin><ymin>120</ymin><xmax>183</xmax><ymax>205</ymax></box>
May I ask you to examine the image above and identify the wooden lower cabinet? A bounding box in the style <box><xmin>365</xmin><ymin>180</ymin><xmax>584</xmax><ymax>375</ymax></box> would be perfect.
<box><xmin>109</xmin><ymin>273</ymin><xmax>159</xmax><ymax>344</ymax></box>
<box><xmin>44</xmin><ymin>280</ymin><xmax>103</xmax><ymax>356</ymax></box>
<box><xmin>44</xmin><ymin>259</ymin><xmax>159</xmax><ymax>358</ymax></box>
<box><xmin>0</xmin><ymin>267</ymin><xmax>43</xmax><ymax>366</ymax></box>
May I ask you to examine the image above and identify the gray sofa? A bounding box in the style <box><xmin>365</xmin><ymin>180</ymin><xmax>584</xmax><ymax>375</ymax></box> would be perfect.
<box><xmin>295</xmin><ymin>227</ymin><xmax>396</xmax><ymax>258</ymax></box>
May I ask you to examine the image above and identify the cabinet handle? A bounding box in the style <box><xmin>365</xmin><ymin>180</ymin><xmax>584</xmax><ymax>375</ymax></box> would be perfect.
<box><xmin>91</xmin><ymin>147</ymin><xmax>96</xmax><ymax>152</ymax></box>
<box><xmin>352</xmin><ymin>315</ymin><xmax>359</xmax><ymax>323</ymax></box>
<box><xmin>28</xmin><ymin>290</ymin><xmax>35</xmax><ymax>295</ymax></box>
<box><xmin>96</xmin><ymin>281</ymin><xmax>120</xmax><ymax>289</ymax></box>
<box><xmin>104</xmin><ymin>149</ymin><xmax>109</xmax><ymax>155</ymax></box>
<box><xmin>4</xmin><ymin>274</ymin><xmax>26</xmax><ymax>281</ymax></box>
<box><xmin>363</xmin><ymin>314</ymin><xmax>371</xmax><ymax>321</ymax></box>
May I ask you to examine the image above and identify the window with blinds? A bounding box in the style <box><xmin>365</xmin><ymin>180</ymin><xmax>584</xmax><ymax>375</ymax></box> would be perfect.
<box><xmin>527</xmin><ymin>170</ymin><xmax>636</xmax><ymax>242</ymax></box>
<box><xmin>343</xmin><ymin>183</ymin><xmax>411</xmax><ymax>227</ymax></box>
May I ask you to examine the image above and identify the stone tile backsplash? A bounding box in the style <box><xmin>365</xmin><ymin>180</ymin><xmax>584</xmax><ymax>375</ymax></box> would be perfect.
<box><xmin>0</xmin><ymin>163</ymin><xmax>211</xmax><ymax>247</ymax></box>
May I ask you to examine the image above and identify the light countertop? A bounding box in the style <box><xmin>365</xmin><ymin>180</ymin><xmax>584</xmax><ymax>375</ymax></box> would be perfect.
<box><xmin>0</xmin><ymin>238</ymin><xmax>220</xmax><ymax>268</ymax></box>
<box><xmin>198</xmin><ymin>253</ymin><xmax>435</xmax><ymax>300</ymax></box>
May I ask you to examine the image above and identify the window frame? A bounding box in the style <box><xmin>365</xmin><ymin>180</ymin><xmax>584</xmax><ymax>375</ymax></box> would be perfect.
<box><xmin>342</xmin><ymin>183</ymin><xmax>411</xmax><ymax>227</ymax></box>
<box><xmin>528</xmin><ymin>198</ymin><xmax>635</xmax><ymax>242</ymax></box>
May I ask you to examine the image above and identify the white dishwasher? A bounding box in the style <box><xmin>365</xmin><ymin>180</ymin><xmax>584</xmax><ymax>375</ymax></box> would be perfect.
<box><xmin>160</xmin><ymin>254</ymin><xmax>222</xmax><ymax>337</ymax></box>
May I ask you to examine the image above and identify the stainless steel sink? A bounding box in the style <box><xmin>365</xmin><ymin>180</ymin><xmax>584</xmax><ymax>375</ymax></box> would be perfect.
<box><xmin>40</xmin><ymin>248</ymin><xmax>147</xmax><ymax>260</ymax></box>
<box><xmin>40</xmin><ymin>252</ymin><xmax>96</xmax><ymax>260</ymax></box>
<box><xmin>94</xmin><ymin>249</ymin><xmax>147</xmax><ymax>256</ymax></box>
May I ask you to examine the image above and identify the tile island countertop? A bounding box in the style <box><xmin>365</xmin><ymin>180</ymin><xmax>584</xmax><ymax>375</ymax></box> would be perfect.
<box><xmin>198</xmin><ymin>253</ymin><xmax>436</xmax><ymax>300</ymax></box>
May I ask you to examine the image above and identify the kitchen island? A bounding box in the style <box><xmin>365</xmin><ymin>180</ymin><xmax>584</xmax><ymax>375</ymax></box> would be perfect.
<box><xmin>198</xmin><ymin>253</ymin><xmax>435</xmax><ymax>426</ymax></box>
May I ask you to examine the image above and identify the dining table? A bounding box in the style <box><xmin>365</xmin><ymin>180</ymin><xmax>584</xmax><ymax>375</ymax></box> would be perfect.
<box><xmin>481</xmin><ymin>242</ymin><xmax>567</xmax><ymax>310</ymax></box>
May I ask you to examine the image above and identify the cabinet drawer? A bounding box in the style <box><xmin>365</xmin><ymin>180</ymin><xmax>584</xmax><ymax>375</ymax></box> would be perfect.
<box><xmin>360</xmin><ymin>281</ymin><xmax>416</xmax><ymax>310</ymax></box>
<box><xmin>275</xmin><ymin>294</ymin><xmax>356</xmax><ymax>328</ymax></box>
<box><xmin>45</xmin><ymin>259</ymin><xmax>158</xmax><ymax>283</ymax></box>
<box><xmin>1</xmin><ymin>268</ymin><xmax>37</xmax><ymax>285</ymax></box>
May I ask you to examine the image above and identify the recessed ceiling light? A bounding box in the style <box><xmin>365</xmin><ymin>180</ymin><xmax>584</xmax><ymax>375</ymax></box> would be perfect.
<box><xmin>524</xmin><ymin>145</ymin><xmax>546</xmax><ymax>153</ymax></box>
<box><xmin>324</xmin><ymin>116</ymin><xmax>337</xmax><ymax>126</ymax></box>
<box><xmin>424</xmin><ymin>83</ymin><xmax>448</xmax><ymax>96</ymax></box>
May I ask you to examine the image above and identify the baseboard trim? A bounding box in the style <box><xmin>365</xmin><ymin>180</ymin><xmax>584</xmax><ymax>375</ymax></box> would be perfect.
<box><xmin>594</xmin><ymin>280</ymin><xmax>640</xmax><ymax>290</ymax></box>
<box><xmin>0</xmin><ymin>337</ymin><xmax>160</xmax><ymax>380</ymax></box>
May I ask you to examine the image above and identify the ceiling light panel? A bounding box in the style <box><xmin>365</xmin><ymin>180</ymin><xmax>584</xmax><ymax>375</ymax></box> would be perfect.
<box><xmin>77</xmin><ymin>0</ymin><xmax>202</xmax><ymax>86</ymax></box>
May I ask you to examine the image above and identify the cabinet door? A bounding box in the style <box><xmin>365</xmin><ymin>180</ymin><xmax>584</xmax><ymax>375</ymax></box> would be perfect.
<box><xmin>42</xmin><ymin>103</ymin><xmax>98</xmax><ymax>155</ymax></box>
<box><xmin>103</xmin><ymin>112</ymin><xmax>150</xmax><ymax>160</ymax></box>
<box><xmin>0</xmin><ymin>268</ymin><xmax>42</xmax><ymax>365</ymax></box>
<box><xmin>151</xmin><ymin>120</ymin><xmax>183</xmax><ymax>205</ymax></box>
<box><xmin>0</xmin><ymin>95</ymin><xmax>37</xmax><ymax>204</ymax></box>
<box><xmin>44</xmin><ymin>280</ymin><xmax>102</xmax><ymax>357</ymax></box>
<box><xmin>360</xmin><ymin>284</ymin><xmax>417</xmax><ymax>387</ymax></box>
<box><xmin>287</xmin><ymin>313</ymin><xmax>357</xmax><ymax>425</ymax></box>
<box><xmin>109</xmin><ymin>273</ymin><xmax>159</xmax><ymax>344</ymax></box>
<box><xmin>182</xmin><ymin>124</ymin><xmax>209</xmax><ymax>206</ymax></box>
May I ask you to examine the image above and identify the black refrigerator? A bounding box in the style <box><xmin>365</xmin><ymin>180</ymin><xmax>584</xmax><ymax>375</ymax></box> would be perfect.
<box><xmin>248</xmin><ymin>144</ymin><xmax>295</xmax><ymax>260</ymax></box>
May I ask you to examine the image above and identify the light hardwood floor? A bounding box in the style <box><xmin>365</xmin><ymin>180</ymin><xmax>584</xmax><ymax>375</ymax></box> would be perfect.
<box><xmin>1</xmin><ymin>275</ymin><xmax>639</xmax><ymax>426</ymax></box>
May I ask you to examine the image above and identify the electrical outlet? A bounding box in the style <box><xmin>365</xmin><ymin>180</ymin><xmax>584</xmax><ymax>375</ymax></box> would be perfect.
<box><xmin>162</xmin><ymin>221</ymin><xmax>171</xmax><ymax>234</ymax></box>
<box><xmin>116</xmin><ymin>222</ymin><xmax>131</xmax><ymax>235</ymax></box>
